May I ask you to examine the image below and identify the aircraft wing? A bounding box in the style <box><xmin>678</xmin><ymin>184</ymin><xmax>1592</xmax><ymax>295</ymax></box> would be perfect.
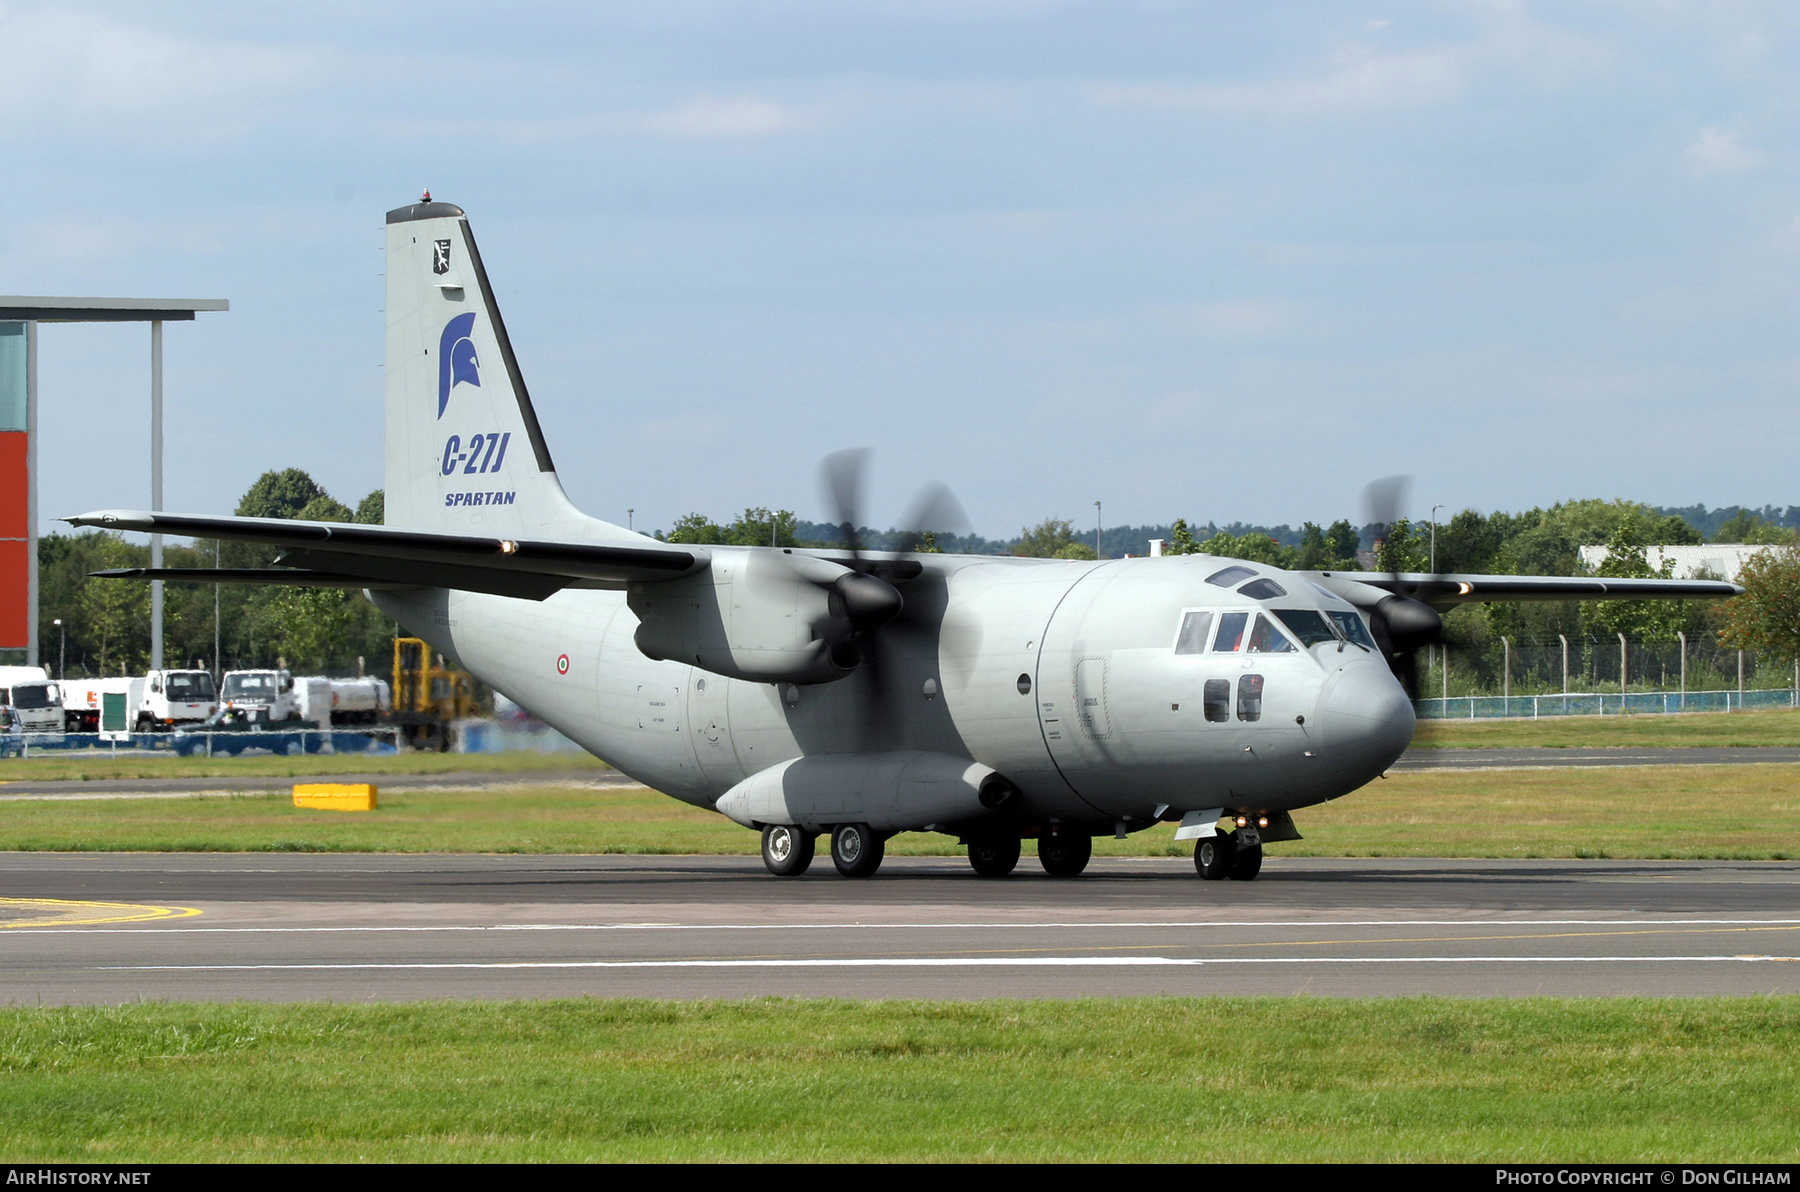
<box><xmin>66</xmin><ymin>509</ymin><xmax>709</xmax><ymax>600</ymax></box>
<box><xmin>1317</xmin><ymin>572</ymin><xmax>1744</xmax><ymax>605</ymax></box>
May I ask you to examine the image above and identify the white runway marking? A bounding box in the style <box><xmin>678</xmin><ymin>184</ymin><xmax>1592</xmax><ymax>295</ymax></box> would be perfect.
<box><xmin>101</xmin><ymin>954</ymin><xmax>1800</xmax><ymax>972</ymax></box>
<box><xmin>13</xmin><ymin>917</ymin><xmax>1800</xmax><ymax>935</ymax></box>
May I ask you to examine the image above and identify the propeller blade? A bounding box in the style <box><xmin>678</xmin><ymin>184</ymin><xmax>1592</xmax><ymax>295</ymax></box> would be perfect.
<box><xmin>820</xmin><ymin>447</ymin><xmax>871</xmax><ymax>555</ymax></box>
<box><xmin>893</xmin><ymin>481</ymin><xmax>971</xmax><ymax>553</ymax></box>
<box><xmin>1362</xmin><ymin>474</ymin><xmax>1410</xmax><ymax>579</ymax></box>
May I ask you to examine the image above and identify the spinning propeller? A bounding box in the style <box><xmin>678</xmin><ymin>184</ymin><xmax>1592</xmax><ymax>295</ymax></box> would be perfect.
<box><xmin>1361</xmin><ymin>475</ymin><xmax>1445</xmax><ymax>700</ymax></box>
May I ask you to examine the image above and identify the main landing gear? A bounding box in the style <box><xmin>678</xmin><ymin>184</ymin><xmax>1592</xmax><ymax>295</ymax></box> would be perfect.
<box><xmin>761</xmin><ymin>824</ymin><xmax>814</xmax><ymax>876</ymax></box>
<box><xmin>967</xmin><ymin>836</ymin><xmax>1021</xmax><ymax>877</ymax></box>
<box><xmin>1038</xmin><ymin>833</ymin><xmax>1092</xmax><ymax>878</ymax></box>
<box><xmin>830</xmin><ymin>822</ymin><xmax>884</xmax><ymax>878</ymax></box>
<box><xmin>1195</xmin><ymin>830</ymin><xmax>1262</xmax><ymax>882</ymax></box>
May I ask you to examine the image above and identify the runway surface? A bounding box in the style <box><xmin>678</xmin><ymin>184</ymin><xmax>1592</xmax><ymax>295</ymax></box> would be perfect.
<box><xmin>3</xmin><ymin>853</ymin><xmax>1797</xmax><ymax>1003</ymax></box>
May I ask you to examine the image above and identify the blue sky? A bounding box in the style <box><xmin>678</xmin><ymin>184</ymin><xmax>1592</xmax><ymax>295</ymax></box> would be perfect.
<box><xmin>4</xmin><ymin>1</ymin><xmax>1795</xmax><ymax>542</ymax></box>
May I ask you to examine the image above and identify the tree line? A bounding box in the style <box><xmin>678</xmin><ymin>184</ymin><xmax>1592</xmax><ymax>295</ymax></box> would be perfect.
<box><xmin>30</xmin><ymin>469</ymin><xmax>396</xmax><ymax>680</ymax></box>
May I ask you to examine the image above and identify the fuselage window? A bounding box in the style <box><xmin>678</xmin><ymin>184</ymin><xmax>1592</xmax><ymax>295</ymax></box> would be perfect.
<box><xmin>1212</xmin><ymin>611</ymin><xmax>1248</xmax><ymax>652</ymax></box>
<box><xmin>1327</xmin><ymin>610</ymin><xmax>1378</xmax><ymax>650</ymax></box>
<box><xmin>1174</xmin><ymin>611</ymin><xmax>1213</xmax><ymax>655</ymax></box>
<box><xmin>1246</xmin><ymin>614</ymin><xmax>1297</xmax><ymax>653</ymax></box>
<box><xmin>1205</xmin><ymin>566</ymin><xmax>1258</xmax><ymax>588</ymax></box>
<box><xmin>1272</xmin><ymin>608</ymin><xmax>1336</xmax><ymax>647</ymax></box>
<box><xmin>1203</xmin><ymin>678</ymin><xmax>1231</xmax><ymax>723</ymax></box>
<box><xmin>1237</xmin><ymin>674</ymin><xmax>1264</xmax><ymax>721</ymax></box>
<box><xmin>1238</xmin><ymin>577</ymin><xmax>1287</xmax><ymax>600</ymax></box>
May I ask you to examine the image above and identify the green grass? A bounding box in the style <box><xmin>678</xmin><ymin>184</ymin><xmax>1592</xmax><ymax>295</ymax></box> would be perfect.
<box><xmin>0</xmin><ymin>763</ymin><xmax>1795</xmax><ymax>858</ymax></box>
<box><xmin>0</xmin><ymin>998</ymin><xmax>1794</xmax><ymax>1161</ymax></box>
<box><xmin>0</xmin><ymin>749</ymin><xmax>608</xmax><ymax>784</ymax></box>
<box><xmin>1413</xmin><ymin>706</ymin><xmax>1800</xmax><ymax>748</ymax></box>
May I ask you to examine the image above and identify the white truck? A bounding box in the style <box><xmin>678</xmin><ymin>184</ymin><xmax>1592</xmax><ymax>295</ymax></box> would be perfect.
<box><xmin>219</xmin><ymin>669</ymin><xmax>300</xmax><ymax>722</ymax></box>
<box><xmin>61</xmin><ymin>670</ymin><xmax>217</xmax><ymax>732</ymax></box>
<box><xmin>0</xmin><ymin>665</ymin><xmax>64</xmax><ymax>734</ymax></box>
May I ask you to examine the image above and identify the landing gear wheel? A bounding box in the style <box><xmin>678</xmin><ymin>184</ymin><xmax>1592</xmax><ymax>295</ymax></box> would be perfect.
<box><xmin>967</xmin><ymin>836</ymin><xmax>1021</xmax><ymax>877</ymax></box>
<box><xmin>831</xmin><ymin>823</ymin><xmax>884</xmax><ymax>878</ymax></box>
<box><xmin>1226</xmin><ymin>832</ymin><xmax>1262</xmax><ymax>881</ymax></box>
<box><xmin>1037</xmin><ymin>833</ymin><xmax>1092</xmax><ymax>877</ymax></box>
<box><xmin>761</xmin><ymin>824</ymin><xmax>814</xmax><ymax>877</ymax></box>
<box><xmin>1195</xmin><ymin>833</ymin><xmax>1234</xmax><ymax>881</ymax></box>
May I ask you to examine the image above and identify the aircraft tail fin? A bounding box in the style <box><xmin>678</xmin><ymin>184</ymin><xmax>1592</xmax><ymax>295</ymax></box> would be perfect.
<box><xmin>383</xmin><ymin>198</ymin><xmax>612</xmax><ymax>540</ymax></box>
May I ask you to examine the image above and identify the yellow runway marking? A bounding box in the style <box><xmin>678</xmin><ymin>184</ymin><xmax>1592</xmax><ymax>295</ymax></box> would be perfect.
<box><xmin>0</xmin><ymin>898</ymin><xmax>202</xmax><ymax>928</ymax></box>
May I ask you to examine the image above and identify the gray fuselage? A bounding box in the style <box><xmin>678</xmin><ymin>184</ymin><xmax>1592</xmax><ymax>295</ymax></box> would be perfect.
<box><xmin>373</xmin><ymin>551</ymin><xmax>1414</xmax><ymax>834</ymax></box>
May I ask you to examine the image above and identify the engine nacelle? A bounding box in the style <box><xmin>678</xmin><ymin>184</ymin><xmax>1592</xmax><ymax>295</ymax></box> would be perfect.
<box><xmin>629</xmin><ymin>548</ymin><xmax>869</xmax><ymax>684</ymax></box>
<box><xmin>714</xmin><ymin>751</ymin><xmax>1018</xmax><ymax>833</ymax></box>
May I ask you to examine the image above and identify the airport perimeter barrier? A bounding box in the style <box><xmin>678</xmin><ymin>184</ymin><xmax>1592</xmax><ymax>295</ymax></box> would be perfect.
<box><xmin>0</xmin><ymin>728</ymin><xmax>401</xmax><ymax>759</ymax></box>
<box><xmin>1413</xmin><ymin>687</ymin><xmax>1800</xmax><ymax>720</ymax></box>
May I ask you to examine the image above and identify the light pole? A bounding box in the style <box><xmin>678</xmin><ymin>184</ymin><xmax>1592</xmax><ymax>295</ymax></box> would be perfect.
<box><xmin>1429</xmin><ymin>503</ymin><xmax>1445</xmax><ymax>573</ymax></box>
<box><xmin>52</xmin><ymin>618</ymin><xmax>63</xmax><ymax>681</ymax></box>
<box><xmin>627</xmin><ymin>508</ymin><xmax>634</xmax><ymax>533</ymax></box>
<box><xmin>1094</xmin><ymin>501</ymin><xmax>1102</xmax><ymax>560</ymax></box>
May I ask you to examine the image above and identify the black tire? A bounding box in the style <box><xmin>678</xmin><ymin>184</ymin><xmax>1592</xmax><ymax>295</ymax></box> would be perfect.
<box><xmin>1195</xmin><ymin>833</ymin><xmax>1234</xmax><ymax>880</ymax></box>
<box><xmin>968</xmin><ymin>836</ymin><xmax>1021</xmax><ymax>877</ymax></box>
<box><xmin>1227</xmin><ymin>833</ymin><xmax>1263</xmax><ymax>881</ymax></box>
<box><xmin>1038</xmin><ymin>833</ymin><xmax>1092</xmax><ymax>877</ymax></box>
<box><xmin>761</xmin><ymin>825</ymin><xmax>814</xmax><ymax>877</ymax></box>
<box><xmin>831</xmin><ymin>823</ymin><xmax>884</xmax><ymax>878</ymax></box>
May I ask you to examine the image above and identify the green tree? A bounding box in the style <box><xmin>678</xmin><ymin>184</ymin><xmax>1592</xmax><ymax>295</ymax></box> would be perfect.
<box><xmin>1373</xmin><ymin>519</ymin><xmax>1429</xmax><ymax>573</ymax></box>
<box><xmin>1015</xmin><ymin>518</ymin><xmax>1080</xmax><ymax>558</ymax></box>
<box><xmin>1163</xmin><ymin>518</ymin><xmax>1203</xmax><ymax>556</ymax></box>
<box><xmin>1199</xmin><ymin>531</ymin><xmax>1293</xmax><ymax>568</ymax></box>
<box><xmin>354</xmin><ymin>490</ymin><xmax>385</xmax><ymax>525</ymax></box>
<box><xmin>78</xmin><ymin>533</ymin><xmax>149</xmax><ymax>676</ymax></box>
<box><xmin>237</xmin><ymin>469</ymin><xmax>329</xmax><ymax>520</ymax></box>
<box><xmin>1055</xmin><ymin>542</ymin><xmax>1098</xmax><ymax>560</ymax></box>
<box><xmin>725</xmin><ymin>508</ymin><xmax>798</xmax><ymax>548</ymax></box>
<box><xmin>664</xmin><ymin>513</ymin><xmax>728</xmax><ymax>545</ymax></box>
<box><xmin>1297</xmin><ymin>520</ymin><xmax>1360</xmax><ymax>570</ymax></box>
<box><xmin>1583</xmin><ymin>517</ymin><xmax>1686</xmax><ymax>644</ymax></box>
<box><xmin>1719</xmin><ymin>546</ymin><xmax>1800</xmax><ymax>667</ymax></box>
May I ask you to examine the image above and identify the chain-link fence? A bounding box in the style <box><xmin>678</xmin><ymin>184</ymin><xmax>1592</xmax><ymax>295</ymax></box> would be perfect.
<box><xmin>0</xmin><ymin>729</ymin><xmax>400</xmax><ymax>759</ymax></box>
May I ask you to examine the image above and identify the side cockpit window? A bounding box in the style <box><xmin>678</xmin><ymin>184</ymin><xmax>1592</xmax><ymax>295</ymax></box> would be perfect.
<box><xmin>1205</xmin><ymin>566</ymin><xmax>1258</xmax><ymax>588</ymax></box>
<box><xmin>1174</xmin><ymin>611</ymin><xmax>1213</xmax><ymax>655</ymax></box>
<box><xmin>1212</xmin><ymin>611</ymin><xmax>1248</xmax><ymax>652</ymax></box>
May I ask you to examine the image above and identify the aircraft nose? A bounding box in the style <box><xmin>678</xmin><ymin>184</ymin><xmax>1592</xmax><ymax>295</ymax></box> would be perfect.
<box><xmin>1314</xmin><ymin>662</ymin><xmax>1414</xmax><ymax>782</ymax></box>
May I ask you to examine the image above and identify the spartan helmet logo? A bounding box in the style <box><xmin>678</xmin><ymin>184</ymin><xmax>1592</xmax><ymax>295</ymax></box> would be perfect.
<box><xmin>437</xmin><ymin>312</ymin><xmax>481</xmax><ymax>419</ymax></box>
<box><xmin>432</xmin><ymin>239</ymin><xmax>451</xmax><ymax>275</ymax></box>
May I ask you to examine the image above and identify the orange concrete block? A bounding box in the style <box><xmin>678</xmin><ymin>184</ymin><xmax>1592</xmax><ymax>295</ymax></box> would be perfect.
<box><xmin>292</xmin><ymin>783</ymin><xmax>378</xmax><ymax>811</ymax></box>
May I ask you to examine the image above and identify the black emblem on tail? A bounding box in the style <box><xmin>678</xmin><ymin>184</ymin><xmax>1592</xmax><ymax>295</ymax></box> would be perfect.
<box><xmin>432</xmin><ymin>239</ymin><xmax>451</xmax><ymax>274</ymax></box>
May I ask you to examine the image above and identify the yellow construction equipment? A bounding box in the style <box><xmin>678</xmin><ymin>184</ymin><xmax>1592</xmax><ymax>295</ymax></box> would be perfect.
<box><xmin>391</xmin><ymin>637</ymin><xmax>483</xmax><ymax>750</ymax></box>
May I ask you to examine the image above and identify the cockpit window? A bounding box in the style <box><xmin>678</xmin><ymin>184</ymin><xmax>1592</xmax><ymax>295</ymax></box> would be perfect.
<box><xmin>1238</xmin><ymin>578</ymin><xmax>1287</xmax><ymax>600</ymax></box>
<box><xmin>1328</xmin><ymin>610</ymin><xmax>1378</xmax><ymax>650</ymax></box>
<box><xmin>1272</xmin><ymin>609</ymin><xmax>1336</xmax><ymax>647</ymax></box>
<box><xmin>1205</xmin><ymin>566</ymin><xmax>1258</xmax><ymax>588</ymax></box>
<box><xmin>1212</xmin><ymin>611</ymin><xmax>1248</xmax><ymax>652</ymax></box>
<box><xmin>1246</xmin><ymin>614</ymin><xmax>1297</xmax><ymax>653</ymax></box>
<box><xmin>1174</xmin><ymin>611</ymin><xmax>1213</xmax><ymax>655</ymax></box>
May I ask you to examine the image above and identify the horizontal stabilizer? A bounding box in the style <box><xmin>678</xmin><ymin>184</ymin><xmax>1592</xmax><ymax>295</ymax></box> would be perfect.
<box><xmin>66</xmin><ymin>509</ymin><xmax>708</xmax><ymax>593</ymax></box>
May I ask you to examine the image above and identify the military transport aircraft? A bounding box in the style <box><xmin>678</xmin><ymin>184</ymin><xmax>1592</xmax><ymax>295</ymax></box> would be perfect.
<box><xmin>75</xmin><ymin>196</ymin><xmax>1742</xmax><ymax>882</ymax></box>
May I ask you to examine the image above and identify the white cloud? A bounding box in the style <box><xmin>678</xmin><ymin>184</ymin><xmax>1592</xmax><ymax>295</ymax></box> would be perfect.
<box><xmin>1087</xmin><ymin>44</ymin><xmax>1468</xmax><ymax>118</ymax></box>
<box><xmin>1684</xmin><ymin>125</ymin><xmax>1761</xmax><ymax>175</ymax></box>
